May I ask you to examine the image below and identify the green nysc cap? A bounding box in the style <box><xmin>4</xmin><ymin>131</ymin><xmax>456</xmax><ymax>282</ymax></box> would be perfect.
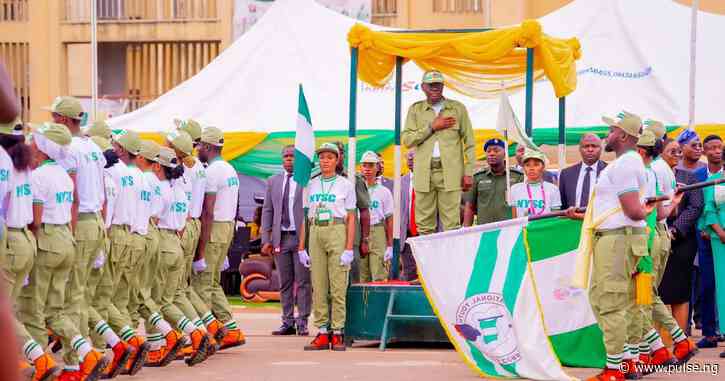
<box><xmin>176</xmin><ymin>118</ymin><xmax>203</xmax><ymax>141</ymax></box>
<box><xmin>91</xmin><ymin>136</ymin><xmax>112</xmax><ymax>152</ymax></box>
<box><xmin>114</xmin><ymin>129</ymin><xmax>142</xmax><ymax>155</ymax></box>
<box><xmin>637</xmin><ymin>129</ymin><xmax>657</xmax><ymax>147</ymax></box>
<box><xmin>422</xmin><ymin>70</ymin><xmax>444</xmax><ymax>84</ymax></box>
<box><xmin>316</xmin><ymin>142</ymin><xmax>339</xmax><ymax>156</ymax></box>
<box><xmin>165</xmin><ymin>129</ymin><xmax>193</xmax><ymax>156</ymax></box>
<box><xmin>44</xmin><ymin>96</ymin><xmax>84</xmax><ymax>120</ymax></box>
<box><xmin>138</xmin><ymin>140</ymin><xmax>161</xmax><ymax>162</ymax></box>
<box><xmin>85</xmin><ymin>120</ymin><xmax>112</xmax><ymax>139</ymax></box>
<box><xmin>644</xmin><ymin>119</ymin><xmax>666</xmax><ymax>140</ymax></box>
<box><xmin>200</xmin><ymin>126</ymin><xmax>224</xmax><ymax>147</ymax></box>
<box><xmin>0</xmin><ymin>117</ymin><xmax>24</xmax><ymax>136</ymax></box>
<box><xmin>522</xmin><ymin>148</ymin><xmax>548</xmax><ymax>165</ymax></box>
<box><xmin>360</xmin><ymin>150</ymin><xmax>379</xmax><ymax>164</ymax></box>
<box><xmin>33</xmin><ymin>122</ymin><xmax>72</xmax><ymax>146</ymax></box>
<box><xmin>157</xmin><ymin>147</ymin><xmax>179</xmax><ymax>168</ymax></box>
<box><xmin>602</xmin><ymin>111</ymin><xmax>642</xmax><ymax>138</ymax></box>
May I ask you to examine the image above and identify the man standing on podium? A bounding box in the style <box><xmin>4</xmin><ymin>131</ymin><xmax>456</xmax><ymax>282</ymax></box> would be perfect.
<box><xmin>402</xmin><ymin>70</ymin><xmax>475</xmax><ymax>235</ymax></box>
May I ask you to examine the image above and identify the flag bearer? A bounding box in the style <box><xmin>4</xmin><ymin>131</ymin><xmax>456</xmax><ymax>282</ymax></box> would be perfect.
<box><xmin>1</xmin><ymin>119</ymin><xmax>61</xmax><ymax>381</ymax></box>
<box><xmin>130</xmin><ymin>140</ymin><xmax>183</xmax><ymax>367</ymax></box>
<box><xmin>193</xmin><ymin>127</ymin><xmax>246</xmax><ymax>349</ymax></box>
<box><xmin>585</xmin><ymin>113</ymin><xmax>658</xmax><ymax>381</ymax></box>
<box><xmin>19</xmin><ymin>123</ymin><xmax>108</xmax><ymax>381</ymax></box>
<box><xmin>509</xmin><ymin>149</ymin><xmax>561</xmax><ymax>218</ymax></box>
<box><xmin>298</xmin><ymin>143</ymin><xmax>357</xmax><ymax>351</ymax></box>
<box><xmin>359</xmin><ymin>151</ymin><xmax>393</xmax><ymax>282</ymax></box>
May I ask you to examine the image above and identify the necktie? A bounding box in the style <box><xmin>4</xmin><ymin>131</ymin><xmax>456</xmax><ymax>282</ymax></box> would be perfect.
<box><xmin>580</xmin><ymin>166</ymin><xmax>593</xmax><ymax>207</ymax></box>
<box><xmin>281</xmin><ymin>173</ymin><xmax>291</xmax><ymax>229</ymax></box>
<box><xmin>409</xmin><ymin>189</ymin><xmax>418</xmax><ymax>236</ymax></box>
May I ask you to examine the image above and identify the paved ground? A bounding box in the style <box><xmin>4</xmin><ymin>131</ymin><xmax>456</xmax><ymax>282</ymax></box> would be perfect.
<box><xmin>128</xmin><ymin>307</ymin><xmax>724</xmax><ymax>381</ymax></box>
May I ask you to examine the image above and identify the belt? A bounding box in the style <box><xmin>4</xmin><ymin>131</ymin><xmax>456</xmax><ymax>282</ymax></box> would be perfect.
<box><xmin>281</xmin><ymin>230</ymin><xmax>296</xmax><ymax>236</ymax></box>
<box><xmin>595</xmin><ymin>226</ymin><xmax>647</xmax><ymax>237</ymax></box>
<box><xmin>159</xmin><ymin>228</ymin><xmax>179</xmax><ymax>234</ymax></box>
<box><xmin>372</xmin><ymin>222</ymin><xmax>385</xmax><ymax>227</ymax></box>
<box><xmin>111</xmin><ymin>224</ymin><xmax>130</xmax><ymax>230</ymax></box>
<box><xmin>7</xmin><ymin>227</ymin><xmax>25</xmax><ymax>232</ymax></box>
<box><xmin>430</xmin><ymin>158</ymin><xmax>442</xmax><ymax>170</ymax></box>
<box><xmin>311</xmin><ymin>217</ymin><xmax>345</xmax><ymax>227</ymax></box>
<box><xmin>78</xmin><ymin>212</ymin><xmax>100</xmax><ymax>221</ymax></box>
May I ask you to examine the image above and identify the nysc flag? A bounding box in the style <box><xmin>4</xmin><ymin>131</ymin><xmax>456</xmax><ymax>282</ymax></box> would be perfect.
<box><xmin>409</xmin><ymin>217</ymin><xmax>607</xmax><ymax>380</ymax></box>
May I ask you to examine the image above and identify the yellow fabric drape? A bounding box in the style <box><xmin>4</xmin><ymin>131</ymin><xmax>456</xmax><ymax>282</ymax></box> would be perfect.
<box><xmin>347</xmin><ymin>21</ymin><xmax>581</xmax><ymax>99</ymax></box>
<box><xmin>139</xmin><ymin>131</ymin><xmax>268</xmax><ymax>161</ymax></box>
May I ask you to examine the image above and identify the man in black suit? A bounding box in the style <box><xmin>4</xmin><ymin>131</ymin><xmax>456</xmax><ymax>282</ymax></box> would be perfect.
<box><xmin>559</xmin><ymin>133</ymin><xmax>607</xmax><ymax>209</ymax></box>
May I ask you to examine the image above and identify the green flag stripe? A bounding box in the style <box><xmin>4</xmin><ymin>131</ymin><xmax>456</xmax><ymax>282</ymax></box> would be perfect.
<box><xmin>293</xmin><ymin>149</ymin><xmax>313</xmax><ymax>187</ymax></box>
<box><xmin>465</xmin><ymin>230</ymin><xmax>501</xmax><ymax>297</ymax></box>
<box><xmin>548</xmin><ymin>324</ymin><xmax>606</xmax><ymax>368</ymax></box>
<box><xmin>525</xmin><ymin>218</ymin><xmax>582</xmax><ymax>262</ymax></box>
<box><xmin>298</xmin><ymin>84</ymin><xmax>311</xmax><ymax>124</ymax></box>
<box><xmin>501</xmin><ymin>236</ymin><xmax>527</xmax><ymax>313</ymax></box>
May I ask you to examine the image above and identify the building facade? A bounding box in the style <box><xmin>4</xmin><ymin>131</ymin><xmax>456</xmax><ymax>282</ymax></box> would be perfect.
<box><xmin>2</xmin><ymin>0</ymin><xmax>724</xmax><ymax>123</ymax></box>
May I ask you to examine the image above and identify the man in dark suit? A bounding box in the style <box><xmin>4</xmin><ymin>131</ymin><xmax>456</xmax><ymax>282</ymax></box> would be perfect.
<box><xmin>261</xmin><ymin>145</ymin><xmax>310</xmax><ymax>336</ymax></box>
<box><xmin>559</xmin><ymin>133</ymin><xmax>607</xmax><ymax>209</ymax></box>
<box><xmin>376</xmin><ymin>153</ymin><xmax>394</xmax><ymax>192</ymax></box>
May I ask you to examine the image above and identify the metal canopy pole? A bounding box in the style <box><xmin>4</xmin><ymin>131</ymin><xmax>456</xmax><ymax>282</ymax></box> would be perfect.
<box><xmin>348</xmin><ymin>47</ymin><xmax>359</xmax><ymax>179</ymax></box>
<box><xmin>558</xmin><ymin>97</ymin><xmax>566</xmax><ymax>169</ymax></box>
<box><xmin>391</xmin><ymin>56</ymin><xmax>403</xmax><ymax>280</ymax></box>
<box><xmin>90</xmin><ymin>0</ymin><xmax>98</xmax><ymax>121</ymax></box>
<box><xmin>524</xmin><ymin>47</ymin><xmax>534</xmax><ymax>137</ymax></box>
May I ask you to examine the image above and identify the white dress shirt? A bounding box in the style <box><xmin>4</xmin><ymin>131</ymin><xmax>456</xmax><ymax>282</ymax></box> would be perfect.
<box><xmin>431</xmin><ymin>103</ymin><xmax>443</xmax><ymax>158</ymax></box>
<box><xmin>281</xmin><ymin>173</ymin><xmax>296</xmax><ymax>232</ymax></box>
<box><xmin>574</xmin><ymin>162</ymin><xmax>600</xmax><ymax>207</ymax></box>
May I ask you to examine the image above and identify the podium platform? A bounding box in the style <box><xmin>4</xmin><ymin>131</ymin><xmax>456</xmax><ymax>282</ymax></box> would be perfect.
<box><xmin>344</xmin><ymin>283</ymin><xmax>449</xmax><ymax>350</ymax></box>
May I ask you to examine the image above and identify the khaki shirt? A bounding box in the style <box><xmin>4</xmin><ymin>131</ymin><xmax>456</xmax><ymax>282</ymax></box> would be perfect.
<box><xmin>465</xmin><ymin>167</ymin><xmax>524</xmax><ymax>225</ymax></box>
<box><xmin>402</xmin><ymin>98</ymin><xmax>476</xmax><ymax>192</ymax></box>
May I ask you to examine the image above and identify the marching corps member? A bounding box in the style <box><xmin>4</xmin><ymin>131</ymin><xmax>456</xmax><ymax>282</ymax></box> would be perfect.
<box><xmin>19</xmin><ymin>123</ymin><xmax>108</xmax><ymax>381</ymax></box>
<box><xmin>108</xmin><ymin>130</ymin><xmax>149</xmax><ymax>375</ymax></box>
<box><xmin>193</xmin><ymin>126</ymin><xmax>246</xmax><ymax>350</ymax></box>
<box><xmin>175</xmin><ymin>121</ymin><xmax>229</xmax><ymax>345</ymax></box>
<box><xmin>150</xmin><ymin>146</ymin><xmax>210</xmax><ymax>366</ymax></box>
<box><xmin>358</xmin><ymin>151</ymin><xmax>393</xmax><ymax>282</ymax></box>
<box><xmin>298</xmin><ymin>143</ymin><xmax>357</xmax><ymax>351</ymax></box>
<box><xmin>1</xmin><ymin>118</ymin><xmax>61</xmax><ymax>380</ymax></box>
<box><xmin>131</xmin><ymin>140</ymin><xmax>183</xmax><ymax>367</ymax></box>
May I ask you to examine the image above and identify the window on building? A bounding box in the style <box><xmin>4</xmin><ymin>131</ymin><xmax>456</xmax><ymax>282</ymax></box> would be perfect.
<box><xmin>372</xmin><ymin>0</ymin><xmax>397</xmax><ymax>15</ymax></box>
<box><xmin>0</xmin><ymin>42</ymin><xmax>30</xmax><ymax>122</ymax></box>
<box><xmin>433</xmin><ymin>0</ymin><xmax>483</xmax><ymax>13</ymax></box>
<box><xmin>0</xmin><ymin>0</ymin><xmax>28</xmax><ymax>22</ymax></box>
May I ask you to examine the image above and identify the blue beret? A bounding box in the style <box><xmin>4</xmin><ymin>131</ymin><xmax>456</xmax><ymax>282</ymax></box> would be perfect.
<box><xmin>484</xmin><ymin>138</ymin><xmax>506</xmax><ymax>151</ymax></box>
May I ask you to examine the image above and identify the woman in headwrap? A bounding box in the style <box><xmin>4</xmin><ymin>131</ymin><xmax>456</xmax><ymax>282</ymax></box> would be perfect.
<box><xmin>658</xmin><ymin>137</ymin><xmax>704</xmax><ymax>331</ymax></box>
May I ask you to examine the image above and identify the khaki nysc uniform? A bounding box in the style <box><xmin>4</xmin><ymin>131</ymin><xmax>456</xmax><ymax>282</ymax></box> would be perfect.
<box><xmin>305</xmin><ymin>170</ymin><xmax>357</xmax><ymax>330</ymax></box>
<box><xmin>191</xmin><ymin>127</ymin><xmax>240</xmax><ymax>330</ymax></box>
<box><xmin>401</xmin><ymin>98</ymin><xmax>476</xmax><ymax>234</ymax></box>
<box><xmin>0</xmin><ymin>120</ymin><xmax>42</xmax><ymax>357</ymax></box>
<box><xmin>465</xmin><ymin>167</ymin><xmax>524</xmax><ymax>225</ymax></box>
<box><xmin>588</xmin><ymin>113</ymin><xmax>649</xmax><ymax>369</ymax></box>
<box><xmin>18</xmin><ymin>123</ymin><xmax>94</xmax><ymax>366</ymax></box>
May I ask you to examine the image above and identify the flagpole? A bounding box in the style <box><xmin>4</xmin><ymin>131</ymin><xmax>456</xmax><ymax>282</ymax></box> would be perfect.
<box><xmin>688</xmin><ymin>0</ymin><xmax>700</xmax><ymax>130</ymax></box>
<box><xmin>347</xmin><ymin>47</ymin><xmax>359</xmax><ymax>179</ymax></box>
<box><xmin>504</xmin><ymin>133</ymin><xmax>511</xmax><ymax>206</ymax></box>
<box><xmin>391</xmin><ymin>56</ymin><xmax>403</xmax><ymax>280</ymax></box>
<box><xmin>90</xmin><ymin>0</ymin><xmax>98</xmax><ymax>121</ymax></box>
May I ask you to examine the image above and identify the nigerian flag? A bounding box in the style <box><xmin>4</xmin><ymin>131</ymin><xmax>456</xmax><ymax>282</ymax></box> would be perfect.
<box><xmin>409</xmin><ymin>217</ymin><xmax>606</xmax><ymax>380</ymax></box>
<box><xmin>294</xmin><ymin>84</ymin><xmax>314</xmax><ymax>187</ymax></box>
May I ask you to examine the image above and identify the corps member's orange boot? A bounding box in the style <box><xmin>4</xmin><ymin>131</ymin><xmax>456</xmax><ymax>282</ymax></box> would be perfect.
<box><xmin>80</xmin><ymin>349</ymin><xmax>111</xmax><ymax>381</ymax></box>
<box><xmin>219</xmin><ymin>328</ymin><xmax>245</xmax><ymax>350</ymax></box>
<box><xmin>101</xmin><ymin>342</ymin><xmax>133</xmax><ymax>379</ymax></box>
<box><xmin>31</xmin><ymin>353</ymin><xmax>61</xmax><ymax>381</ymax></box>
<box><xmin>673</xmin><ymin>339</ymin><xmax>697</xmax><ymax>365</ymax></box>
<box><xmin>649</xmin><ymin>347</ymin><xmax>676</xmax><ymax>366</ymax></box>
<box><xmin>122</xmin><ymin>336</ymin><xmax>148</xmax><ymax>376</ymax></box>
<box><xmin>207</xmin><ymin>320</ymin><xmax>228</xmax><ymax>343</ymax></box>
<box><xmin>586</xmin><ymin>368</ymin><xmax>625</xmax><ymax>381</ymax></box>
<box><xmin>185</xmin><ymin>329</ymin><xmax>210</xmax><ymax>367</ymax></box>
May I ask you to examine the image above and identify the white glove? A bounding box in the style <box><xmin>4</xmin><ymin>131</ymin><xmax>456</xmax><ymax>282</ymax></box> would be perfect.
<box><xmin>340</xmin><ymin>249</ymin><xmax>354</xmax><ymax>266</ymax></box>
<box><xmin>298</xmin><ymin>250</ymin><xmax>310</xmax><ymax>268</ymax></box>
<box><xmin>192</xmin><ymin>258</ymin><xmax>207</xmax><ymax>273</ymax></box>
<box><xmin>92</xmin><ymin>251</ymin><xmax>106</xmax><ymax>270</ymax></box>
<box><xmin>221</xmin><ymin>257</ymin><xmax>230</xmax><ymax>272</ymax></box>
<box><xmin>23</xmin><ymin>276</ymin><xmax>29</xmax><ymax>287</ymax></box>
<box><xmin>384</xmin><ymin>247</ymin><xmax>393</xmax><ymax>262</ymax></box>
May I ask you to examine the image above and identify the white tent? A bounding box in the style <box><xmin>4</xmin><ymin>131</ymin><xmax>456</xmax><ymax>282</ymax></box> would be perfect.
<box><xmin>109</xmin><ymin>0</ymin><xmax>725</xmax><ymax>134</ymax></box>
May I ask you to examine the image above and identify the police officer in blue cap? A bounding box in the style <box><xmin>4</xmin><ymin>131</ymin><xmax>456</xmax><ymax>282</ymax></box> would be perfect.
<box><xmin>464</xmin><ymin>138</ymin><xmax>523</xmax><ymax>226</ymax></box>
